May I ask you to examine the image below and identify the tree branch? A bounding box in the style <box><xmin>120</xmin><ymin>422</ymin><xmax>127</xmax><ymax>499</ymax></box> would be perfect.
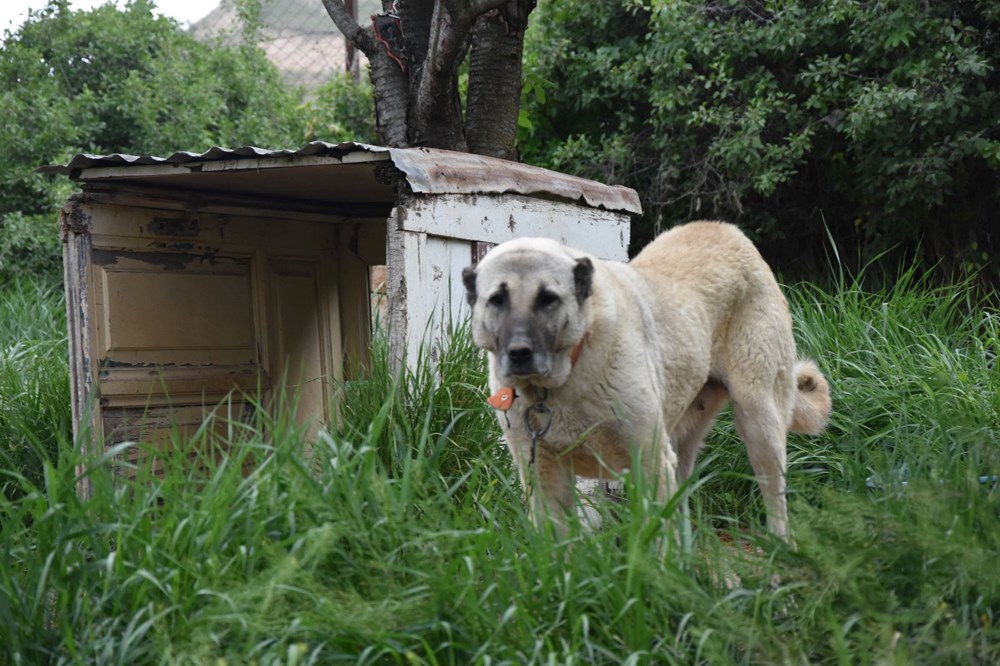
<box><xmin>468</xmin><ymin>0</ymin><xmax>509</xmax><ymax>19</ymax></box>
<box><xmin>321</xmin><ymin>0</ymin><xmax>376</xmax><ymax>55</ymax></box>
<box><xmin>409</xmin><ymin>0</ymin><xmax>477</xmax><ymax>150</ymax></box>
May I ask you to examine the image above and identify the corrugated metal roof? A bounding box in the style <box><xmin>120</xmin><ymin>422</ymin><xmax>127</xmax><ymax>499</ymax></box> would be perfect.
<box><xmin>41</xmin><ymin>141</ymin><xmax>642</xmax><ymax>214</ymax></box>
<box><xmin>387</xmin><ymin>147</ymin><xmax>642</xmax><ymax>213</ymax></box>
<box><xmin>41</xmin><ymin>141</ymin><xmax>387</xmax><ymax>171</ymax></box>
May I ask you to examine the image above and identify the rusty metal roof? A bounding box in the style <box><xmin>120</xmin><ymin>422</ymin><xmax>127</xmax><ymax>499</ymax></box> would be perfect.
<box><xmin>42</xmin><ymin>141</ymin><xmax>384</xmax><ymax>172</ymax></box>
<box><xmin>41</xmin><ymin>141</ymin><xmax>642</xmax><ymax>214</ymax></box>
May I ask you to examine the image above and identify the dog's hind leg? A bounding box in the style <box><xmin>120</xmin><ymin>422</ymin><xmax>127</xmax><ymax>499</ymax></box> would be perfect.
<box><xmin>673</xmin><ymin>379</ymin><xmax>729</xmax><ymax>483</ymax></box>
<box><xmin>731</xmin><ymin>397</ymin><xmax>790</xmax><ymax>538</ymax></box>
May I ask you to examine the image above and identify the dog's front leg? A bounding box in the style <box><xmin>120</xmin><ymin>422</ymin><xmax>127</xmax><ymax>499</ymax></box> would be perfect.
<box><xmin>641</xmin><ymin>426</ymin><xmax>677</xmax><ymax>506</ymax></box>
<box><xmin>639</xmin><ymin>426</ymin><xmax>685</xmax><ymax>554</ymax></box>
<box><xmin>503</xmin><ymin>431</ymin><xmax>575</xmax><ymax>534</ymax></box>
<box><xmin>528</xmin><ymin>449</ymin><xmax>575</xmax><ymax>536</ymax></box>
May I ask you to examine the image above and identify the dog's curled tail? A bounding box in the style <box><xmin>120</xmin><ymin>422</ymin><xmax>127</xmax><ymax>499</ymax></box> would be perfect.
<box><xmin>790</xmin><ymin>359</ymin><xmax>831</xmax><ymax>435</ymax></box>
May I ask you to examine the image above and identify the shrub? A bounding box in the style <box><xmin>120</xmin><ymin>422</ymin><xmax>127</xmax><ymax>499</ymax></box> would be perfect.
<box><xmin>521</xmin><ymin>1</ymin><xmax>1000</xmax><ymax>283</ymax></box>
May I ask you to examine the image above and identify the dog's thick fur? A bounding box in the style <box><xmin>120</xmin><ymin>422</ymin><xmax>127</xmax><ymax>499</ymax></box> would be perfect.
<box><xmin>462</xmin><ymin>221</ymin><xmax>831</xmax><ymax>538</ymax></box>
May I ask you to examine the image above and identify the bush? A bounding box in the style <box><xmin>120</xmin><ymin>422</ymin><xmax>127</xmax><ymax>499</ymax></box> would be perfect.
<box><xmin>0</xmin><ymin>0</ymin><xmax>308</xmax><ymax>219</ymax></box>
<box><xmin>0</xmin><ymin>212</ymin><xmax>64</xmax><ymax>285</ymax></box>
<box><xmin>520</xmin><ymin>1</ymin><xmax>1000</xmax><ymax>283</ymax></box>
<box><xmin>301</xmin><ymin>73</ymin><xmax>378</xmax><ymax>145</ymax></box>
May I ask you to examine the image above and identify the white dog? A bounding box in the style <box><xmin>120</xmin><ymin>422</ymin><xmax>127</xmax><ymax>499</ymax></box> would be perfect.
<box><xmin>462</xmin><ymin>221</ymin><xmax>831</xmax><ymax>538</ymax></box>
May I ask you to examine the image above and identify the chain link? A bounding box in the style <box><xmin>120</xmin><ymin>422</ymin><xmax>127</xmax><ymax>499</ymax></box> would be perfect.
<box><xmin>524</xmin><ymin>390</ymin><xmax>552</xmax><ymax>467</ymax></box>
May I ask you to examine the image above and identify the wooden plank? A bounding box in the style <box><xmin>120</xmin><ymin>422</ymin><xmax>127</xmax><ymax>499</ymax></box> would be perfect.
<box><xmin>387</xmin><ymin>228</ymin><xmax>473</xmax><ymax>371</ymax></box>
<box><xmin>386</xmin><ymin>220</ymin><xmax>409</xmax><ymax>375</ymax></box>
<box><xmin>76</xmin><ymin>185</ymin><xmax>391</xmax><ymax>221</ymax></box>
<box><xmin>337</xmin><ymin>225</ymin><xmax>373</xmax><ymax>379</ymax></box>
<box><xmin>319</xmin><ymin>253</ymin><xmax>345</xmax><ymax>430</ymax></box>
<box><xmin>83</xmin><ymin>202</ymin><xmax>343</xmax><ymax>253</ymax></box>
<box><xmin>396</xmin><ymin>194</ymin><xmax>631</xmax><ymax>261</ymax></box>
<box><xmin>95</xmin><ymin>257</ymin><xmax>256</xmax><ymax>366</ymax></box>
<box><xmin>96</xmin><ymin>365</ymin><xmax>265</xmax><ymax>399</ymax></box>
<box><xmin>61</xmin><ymin>199</ymin><xmax>100</xmax><ymax>498</ymax></box>
<box><xmin>471</xmin><ymin>241</ymin><xmax>495</xmax><ymax>264</ymax></box>
<box><xmin>101</xmin><ymin>401</ymin><xmax>255</xmax><ymax>479</ymax></box>
<box><xmin>265</xmin><ymin>256</ymin><xmax>337</xmax><ymax>437</ymax></box>
<box><xmin>354</xmin><ymin>220</ymin><xmax>388</xmax><ymax>266</ymax></box>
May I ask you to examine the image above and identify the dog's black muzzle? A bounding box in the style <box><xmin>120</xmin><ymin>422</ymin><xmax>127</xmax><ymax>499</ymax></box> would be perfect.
<box><xmin>501</xmin><ymin>330</ymin><xmax>551</xmax><ymax>378</ymax></box>
<box><xmin>506</xmin><ymin>344</ymin><xmax>537</xmax><ymax>376</ymax></box>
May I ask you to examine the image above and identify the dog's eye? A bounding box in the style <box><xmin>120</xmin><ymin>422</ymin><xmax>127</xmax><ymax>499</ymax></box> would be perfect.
<box><xmin>535</xmin><ymin>290</ymin><xmax>561</xmax><ymax>309</ymax></box>
<box><xmin>487</xmin><ymin>291</ymin><xmax>507</xmax><ymax>307</ymax></box>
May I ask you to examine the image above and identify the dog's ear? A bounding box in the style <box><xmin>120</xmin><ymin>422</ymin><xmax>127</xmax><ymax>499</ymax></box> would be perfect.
<box><xmin>573</xmin><ymin>257</ymin><xmax>594</xmax><ymax>302</ymax></box>
<box><xmin>461</xmin><ymin>265</ymin><xmax>478</xmax><ymax>306</ymax></box>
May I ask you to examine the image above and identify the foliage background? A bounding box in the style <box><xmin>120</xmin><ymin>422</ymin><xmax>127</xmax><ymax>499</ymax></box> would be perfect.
<box><xmin>519</xmin><ymin>0</ymin><xmax>1000</xmax><ymax>283</ymax></box>
<box><xmin>3</xmin><ymin>1</ymin><xmax>998</xmax><ymax>287</ymax></box>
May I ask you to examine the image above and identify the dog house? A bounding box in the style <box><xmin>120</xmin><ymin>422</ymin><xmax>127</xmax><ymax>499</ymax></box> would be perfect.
<box><xmin>43</xmin><ymin>142</ymin><xmax>639</xmax><ymax>494</ymax></box>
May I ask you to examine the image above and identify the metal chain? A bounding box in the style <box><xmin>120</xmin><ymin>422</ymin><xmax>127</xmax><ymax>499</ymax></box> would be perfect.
<box><xmin>524</xmin><ymin>389</ymin><xmax>552</xmax><ymax>467</ymax></box>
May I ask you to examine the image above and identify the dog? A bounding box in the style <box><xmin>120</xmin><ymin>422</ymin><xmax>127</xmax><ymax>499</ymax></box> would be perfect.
<box><xmin>461</xmin><ymin>221</ymin><xmax>831</xmax><ymax>538</ymax></box>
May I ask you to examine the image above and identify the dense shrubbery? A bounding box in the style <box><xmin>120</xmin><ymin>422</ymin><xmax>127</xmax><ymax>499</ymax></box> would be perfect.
<box><xmin>301</xmin><ymin>73</ymin><xmax>377</xmax><ymax>145</ymax></box>
<box><xmin>520</xmin><ymin>0</ymin><xmax>1000</xmax><ymax>282</ymax></box>
<box><xmin>0</xmin><ymin>0</ymin><xmax>374</xmax><ymax>285</ymax></box>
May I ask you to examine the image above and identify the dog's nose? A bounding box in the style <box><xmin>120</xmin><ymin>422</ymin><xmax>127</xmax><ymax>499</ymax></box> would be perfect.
<box><xmin>507</xmin><ymin>344</ymin><xmax>533</xmax><ymax>367</ymax></box>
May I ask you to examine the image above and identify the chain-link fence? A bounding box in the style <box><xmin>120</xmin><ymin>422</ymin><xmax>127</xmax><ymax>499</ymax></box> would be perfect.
<box><xmin>190</xmin><ymin>0</ymin><xmax>379</xmax><ymax>88</ymax></box>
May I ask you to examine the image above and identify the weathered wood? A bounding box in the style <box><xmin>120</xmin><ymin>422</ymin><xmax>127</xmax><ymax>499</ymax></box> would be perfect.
<box><xmin>397</xmin><ymin>194</ymin><xmax>630</xmax><ymax>260</ymax></box>
<box><xmin>76</xmin><ymin>183</ymin><xmax>392</xmax><ymax>221</ymax></box>
<box><xmin>264</xmin><ymin>255</ymin><xmax>340</xmax><ymax>440</ymax></box>
<box><xmin>65</xmin><ymin>199</ymin><xmax>361</xmax><ymax>493</ymax></box>
<box><xmin>62</xmin><ymin>198</ymin><xmax>100</xmax><ymax>498</ymax></box>
<box><xmin>391</xmin><ymin>232</ymin><xmax>473</xmax><ymax>369</ymax></box>
<box><xmin>336</xmin><ymin>224</ymin><xmax>374</xmax><ymax>379</ymax></box>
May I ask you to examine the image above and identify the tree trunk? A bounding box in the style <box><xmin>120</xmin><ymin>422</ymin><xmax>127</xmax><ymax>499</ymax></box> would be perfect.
<box><xmin>466</xmin><ymin>7</ymin><xmax>530</xmax><ymax>160</ymax></box>
<box><xmin>322</xmin><ymin>0</ymin><xmax>535</xmax><ymax>158</ymax></box>
<box><xmin>408</xmin><ymin>0</ymin><xmax>474</xmax><ymax>151</ymax></box>
<box><xmin>369</xmin><ymin>48</ymin><xmax>411</xmax><ymax>147</ymax></box>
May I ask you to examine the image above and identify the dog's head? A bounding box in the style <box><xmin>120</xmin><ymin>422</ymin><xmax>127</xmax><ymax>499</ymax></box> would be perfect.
<box><xmin>462</xmin><ymin>238</ymin><xmax>594</xmax><ymax>388</ymax></box>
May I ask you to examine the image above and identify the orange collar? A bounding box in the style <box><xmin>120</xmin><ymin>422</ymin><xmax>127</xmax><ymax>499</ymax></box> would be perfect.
<box><xmin>487</xmin><ymin>333</ymin><xmax>589</xmax><ymax>412</ymax></box>
<box><xmin>568</xmin><ymin>331</ymin><xmax>589</xmax><ymax>367</ymax></box>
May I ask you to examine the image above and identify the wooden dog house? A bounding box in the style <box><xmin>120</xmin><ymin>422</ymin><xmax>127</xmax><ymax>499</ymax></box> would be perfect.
<box><xmin>44</xmin><ymin>142</ymin><xmax>639</xmax><ymax>494</ymax></box>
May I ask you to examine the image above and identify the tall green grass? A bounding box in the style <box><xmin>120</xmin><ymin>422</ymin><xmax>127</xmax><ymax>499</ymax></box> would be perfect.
<box><xmin>0</xmin><ymin>276</ymin><xmax>72</xmax><ymax>501</ymax></box>
<box><xmin>0</xmin><ymin>267</ymin><xmax>997</xmax><ymax>664</ymax></box>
